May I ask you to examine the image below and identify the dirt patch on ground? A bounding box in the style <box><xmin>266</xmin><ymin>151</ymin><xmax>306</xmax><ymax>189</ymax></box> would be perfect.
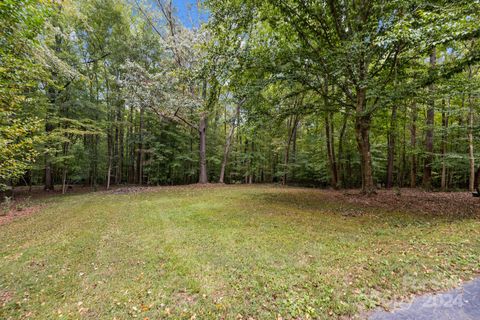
<box><xmin>108</xmin><ymin>186</ymin><xmax>152</xmax><ymax>194</ymax></box>
<box><xmin>333</xmin><ymin>189</ymin><xmax>480</xmax><ymax>217</ymax></box>
<box><xmin>107</xmin><ymin>183</ymin><xmax>228</xmax><ymax>195</ymax></box>
<box><xmin>0</xmin><ymin>203</ymin><xmax>44</xmax><ymax>226</ymax></box>
<box><xmin>259</xmin><ymin>186</ymin><xmax>480</xmax><ymax>217</ymax></box>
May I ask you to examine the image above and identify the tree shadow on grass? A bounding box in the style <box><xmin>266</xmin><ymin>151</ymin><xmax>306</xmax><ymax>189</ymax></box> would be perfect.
<box><xmin>249</xmin><ymin>188</ymin><xmax>480</xmax><ymax>224</ymax></box>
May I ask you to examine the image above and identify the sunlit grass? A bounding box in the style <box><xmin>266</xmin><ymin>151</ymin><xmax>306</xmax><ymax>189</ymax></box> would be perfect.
<box><xmin>1</xmin><ymin>185</ymin><xmax>479</xmax><ymax>319</ymax></box>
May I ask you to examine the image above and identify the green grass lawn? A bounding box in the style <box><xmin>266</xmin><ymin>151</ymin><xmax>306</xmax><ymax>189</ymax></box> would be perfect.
<box><xmin>1</xmin><ymin>185</ymin><xmax>479</xmax><ymax>319</ymax></box>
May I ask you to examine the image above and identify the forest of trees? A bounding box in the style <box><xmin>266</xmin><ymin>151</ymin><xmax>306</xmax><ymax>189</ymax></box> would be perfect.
<box><xmin>1</xmin><ymin>0</ymin><xmax>480</xmax><ymax>195</ymax></box>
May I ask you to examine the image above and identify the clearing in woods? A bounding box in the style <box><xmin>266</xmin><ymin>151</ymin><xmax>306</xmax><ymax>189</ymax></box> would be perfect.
<box><xmin>0</xmin><ymin>185</ymin><xmax>479</xmax><ymax>319</ymax></box>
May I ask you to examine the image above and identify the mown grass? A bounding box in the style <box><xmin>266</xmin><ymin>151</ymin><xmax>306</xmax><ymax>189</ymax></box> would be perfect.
<box><xmin>0</xmin><ymin>185</ymin><xmax>479</xmax><ymax>319</ymax></box>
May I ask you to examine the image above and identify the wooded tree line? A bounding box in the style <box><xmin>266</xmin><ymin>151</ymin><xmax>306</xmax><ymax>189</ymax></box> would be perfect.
<box><xmin>1</xmin><ymin>0</ymin><xmax>479</xmax><ymax>194</ymax></box>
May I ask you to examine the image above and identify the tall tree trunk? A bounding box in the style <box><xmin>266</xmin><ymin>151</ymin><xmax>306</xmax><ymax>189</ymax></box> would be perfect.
<box><xmin>441</xmin><ymin>98</ymin><xmax>449</xmax><ymax>191</ymax></box>
<box><xmin>386</xmin><ymin>104</ymin><xmax>398</xmax><ymax>188</ymax></box>
<box><xmin>127</xmin><ymin>106</ymin><xmax>134</xmax><ymax>184</ymax></box>
<box><xmin>107</xmin><ymin>125</ymin><xmax>113</xmax><ymax>190</ymax></box>
<box><xmin>219</xmin><ymin>103</ymin><xmax>241</xmax><ymax>183</ymax></box>
<box><xmin>44</xmin><ymin>96</ymin><xmax>55</xmax><ymax>191</ymax></box>
<box><xmin>325</xmin><ymin>112</ymin><xmax>338</xmax><ymax>188</ymax></box>
<box><xmin>468</xmin><ymin>66</ymin><xmax>476</xmax><ymax>192</ymax></box>
<box><xmin>475</xmin><ymin>167</ymin><xmax>480</xmax><ymax>194</ymax></box>
<box><xmin>282</xmin><ymin>115</ymin><xmax>299</xmax><ymax>185</ymax></box>
<box><xmin>323</xmin><ymin>82</ymin><xmax>337</xmax><ymax>188</ymax></box>
<box><xmin>114</xmin><ymin>106</ymin><xmax>120</xmax><ymax>184</ymax></box>
<box><xmin>61</xmin><ymin>139</ymin><xmax>69</xmax><ymax>195</ymax></box>
<box><xmin>291</xmin><ymin>119</ymin><xmax>298</xmax><ymax>181</ymax></box>
<box><xmin>198</xmin><ymin>113</ymin><xmax>208</xmax><ymax>184</ymax></box>
<box><xmin>28</xmin><ymin>170</ymin><xmax>32</xmax><ymax>192</ymax></box>
<box><xmin>136</xmin><ymin>107</ymin><xmax>144</xmax><ymax>185</ymax></box>
<box><xmin>337</xmin><ymin>112</ymin><xmax>349</xmax><ymax>188</ymax></box>
<box><xmin>422</xmin><ymin>47</ymin><xmax>436</xmax><ymax>190</ymax></box>
<box><xmin>398</xmin><ymin>105</ymin><xmax>407</xmax><ymax>187</ymax></box>
<box><xmin>62</xmin><ymin>168</ymin><xmax>67</xmax><ymax>195</ymax></box>
<box><xmin>43</xmin><ymin>30</ymin><xmax>63</xmax><ymax>192</ymax></box>
<box><xmin>44</xmin><ymin>159</ymin><xmax>54</xmax><ymax>191</ymax></box>
<box><xmin>93</xmin><ymin>135</ymin><xmax>99</xmax><ymax>191</ymax></box>
<box><xmin>354</xmin><ymin>88</ymin><xmax>375</xmax><ymax>194</ymax></box>
<box><xmin>410</xmin><ymin>102</ymin><xmax>417</xmax><ymax>188</ymax></box>
<box><xmin>244</xmin><ymin>138</ymin><xmax>249</xmax><ymax>184</ymax></box>
<box><xmin>249</xmin><ymin>140</ymin><xmax>255</xmax><ymax>184</ymax></box>
<box><xmin>117</xmin><ymin>108</ymin><xmax>124</xmax><ymax>184</ymax></box>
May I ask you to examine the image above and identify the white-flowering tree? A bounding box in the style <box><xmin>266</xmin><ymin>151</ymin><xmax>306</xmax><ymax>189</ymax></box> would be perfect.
<box><xmin>122</xmin><ymin>1</ymin><xmax>218</xmax><ymax>183</ymax></box>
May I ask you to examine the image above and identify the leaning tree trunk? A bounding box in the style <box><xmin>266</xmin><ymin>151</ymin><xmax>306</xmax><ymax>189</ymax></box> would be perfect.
<box><xmin>354</xmin><ymin>88</ymin><xmax>375</xmax><ymax>194</ymax></box>
<box><xmin>219</xmin><ymin>103</ymin><xmax>241</xmax><ymax>183</ymax></box>
<box><xmin>198</xmin><ymin>113</ymin><xmax>208</xmax><ymax>184</ymax></box>
<box><xmin>219</xmin><ymin>123</ymin><xmax>235</xmax><ymax>184</ymax></box>
<box><xmin>282</xmin><ymin>115</ymin><xmax>299</xmax><ymax>185</ymax></box>
<box><xmin>291</xmin><ymin>118</ymin><xmax>299</xmax><ymax>181</ymax></box>
<box><xmin>422</xmin><ymin>47</ymin><xmax>436</xmax><ymax>190</ymax></box>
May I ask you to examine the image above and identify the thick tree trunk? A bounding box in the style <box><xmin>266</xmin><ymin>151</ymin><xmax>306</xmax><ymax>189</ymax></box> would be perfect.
<box><xmin>354</xmin><ymin>88</ymin><xmax>375</xmax><ymax>194</ymax></box>
<box><xmin>198</xmin><ymin>113</ymin><xmax>208</xmax><ymax>184</ymax></box>
<box><xmin>219</xmin><ymin>103</ymin><xmax>241</xmax><ymax>183</ymax></box>
<box><xmin>422</xmin><ymin>47</ymin><xmax>436</xmax><ymax>190</ymax></box>
<box><xmin>410</xmin><ymin>102</ymin><xmax>417</xmax><ymax>188</ymax></box>
<box><xmin>44</xmin><ymin>160</ymin><xmax>54</xmax><ymax>191</ymax></box>
<box><xmin>386</xmin><ymin>104</ymin><xmax>398</xmax><ymax>188</ymax></box>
